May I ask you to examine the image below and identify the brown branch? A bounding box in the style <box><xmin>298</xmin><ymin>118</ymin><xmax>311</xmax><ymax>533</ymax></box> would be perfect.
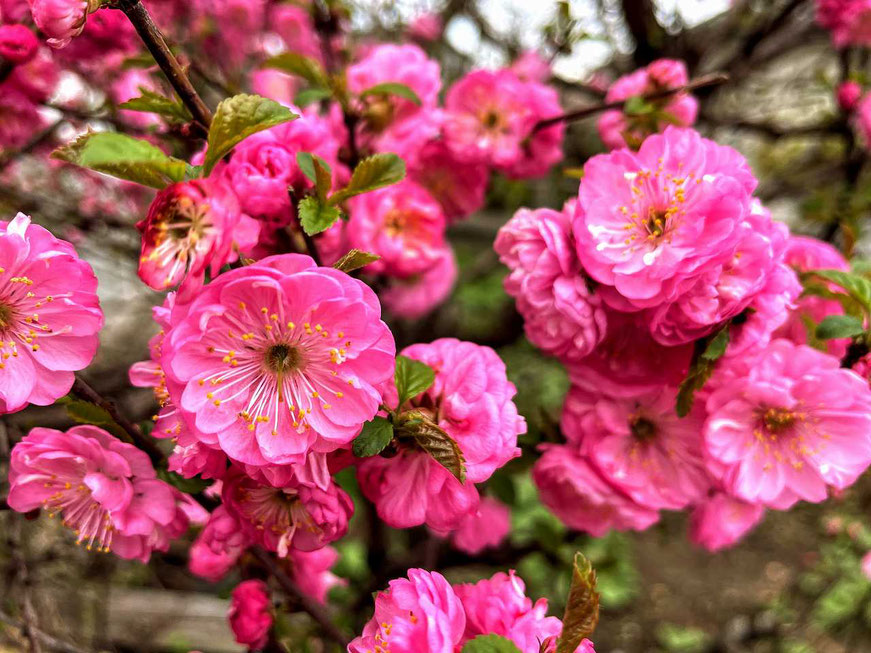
<box><xmin>113</xmin><ymin>0</ymin><xmax>213</xmax><ymax>130</ymax></box>
<box><xmin>0</xmin><ymin>120</ymin><xmax>63</xmax><ymax>172</ymax></box>
<box><xmin>620</xmin><ymin>0</ymin><xmax>666</xmax><ymax>66</ymax></box>
<box><xmin>533</xmin><ymin>72</ymin><xmax>729</xmax><ymax>133</ymax></box>
<box><xmin>7</xmin><ymin>518</ymin><xmax>41</xmax><ymax>653</ymax></box>
<box><xmin>0</xmin><ymin>610</ymin><xmax>91</xmax><ymax>653</ymax></box>
<box><xmin>251</xmin><ymin>547</ymin><xmax>350</xmax><ymax>647</ymax></box>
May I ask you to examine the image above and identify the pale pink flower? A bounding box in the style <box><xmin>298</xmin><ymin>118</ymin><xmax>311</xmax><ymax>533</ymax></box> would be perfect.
<box><xmin>349</xmin><ymin>569</ymin><xmax>465</xmax><ymax>653</ymax></box>
<box><xmin>838</xmin><ymin>80</ymin><xmax>863</xmax><ymax>111</ymax></box>
<box><xmin>228</xmin><ymin>580</ymin><xmax>272</xmax><ymax>650</ymax></box>
<box><xmin>436</xmin><ymin>496</ymin><xmax>511</xmax><ymax>555</ymax></box>
<box><xmin>407</xmin><ymin>12</ymin><xmax>443</xmax><ymax>41</ymax></box>
<box><xmin>0</xmin><ymin>213</ymin><xmax>102</xmax><ymax>413</ymax></box>
<box><xmin>27</xmin><ymin>0</ymin><xmax>95</xmax><ymax>48</ymax></box>
<box><xmin>816</xmin><ymin>0</ymin><xmax>871</xmax><ymax>47</ymax></box>
<box><xmin>495</xmin><ymin>204</ymin><xmax>607</xmax><ymax>362</ymax></box>
<box><xmin>532</xmin><ymin>444</ymin><xmax>660</xmax><ymax>536</ymax></box>
<box><xmin>346</xmin><ymin>180</ymin><xmax>448</xmax><ymax>279</ymax></box>
<box><xmin>136</xmin><ymin>179</ymin><xmax>258</xmax><ymax>291</ymax></box>
<box><xmin>112</xmin><ymin>68</ymin><xmax>163</xmax><ymax>129</ymax></box>
<box><xmin>270</xmin><ymin>3</ymin><xmax>320</xmax><ymax>61</ymax></box>
<box><xmin>0</xmin><ymin>24</ymin><xmax>37</xmax><ymax>63</ymax></box>
<box><xmin>380</xmin><ymin>246</ymin><xmax>458</xmax><ymax>319</ymax></box>
<box><xmin>689</xmin><ymin>492</ymin><xmax>765</xmax><ymax>552</ymax></box>
<box><xmin>704</xmin><ymin>339</ymin><xmax>871</xmax><ymax>509</ymax></box>
<box><xmin>288</xmin><ymin>546</ymin><xmax>346</xmax><ymax>605</ymax></box>
<box><xmin>8</xmin><ymin>426</ymin><xmax>196</xmax><ymax>562</ymax></box>
<box><xmin>511</xmin><ymin>50</ymin><xmax>551</xmax><ymax>83</ymax></box>
<box><xmin>408</xmin><ymin>139</ymin><xmax>490</xmax><ymax>221</ymax></box>
<box><xmin>161</xmin><ymin>254</ymin><xmax>395</xmax><ymax>467</ymax></box>
<box><xmin>862</xmin><ymin>552</ymin><xmax>871</xmax><ymax>580</ymax></box>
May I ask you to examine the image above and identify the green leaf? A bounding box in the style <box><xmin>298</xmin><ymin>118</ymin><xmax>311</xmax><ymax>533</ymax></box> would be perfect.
<box><xmin>557</xmin><ymin>553</ymin><xmax>600</xmax><ymax>653</ymax></box>
<box><xmin>118</xmin><ymin>87</ymin><xmax>193</xmax><ymax>123</ymax></box>
<box><xmin>359</xmin><ymin>82</ymin><xmax>422</xmax><ymax>105</ymax></box>
<box><xmin>157</xmin><ymin>468</ymin><xmax>211</xmax><ymax>495</ymax></box>
<box><xmin>812</xmin><ymin>269</ymin><xmax>871</xmax><ymax>314</ymax></box>
<box><xmin>298</xmin><ymin>196</ymin><xmax>341</xmax><ymax>235</ymax></box>
<box><xmin>295</xmin><ymin>87</ymin><xmax>332</xmax><ymax>108</ymax></box>
<box><xmin>461</xmin><ymin>635</ymin><xmax>523</xmax><ymax>653</ymax></box>
<box><xmin>675</xmin><ymin>323</ymin><xmax>731</xmax><ymax>417</ymax></box>
<box><xmin>63</xmin><ymin>399</ymin><xmax>128</xmax><ymax>440</ymax></box>
<box><xmin>263</xmin><ymin>52</ymin><xmax>328</xmax><ymax>88</ymax></box>
<box><xmin>816</xmin><ymin>314</ymin><xmax>866</xmax><ymax>340</ymax></box>
<box><xmin>394</xmin><ymin>355</ymin><xmax>435</xmax><ymax>406</ymax></box>
<box><xmin>328</xmin><ymin>153</ymin><xmax>406</xmax><ymax>206</ymax></box>
<box><xmin>333</xmin><ymin>249</ymin><xmax>380</xmax><ymax>274</ymax></box>
<box><xmin>204</xmin><ymin>94</ymin><xmax>298</xmax><ymax>175</ymax></box>
<box><xmin>624</xmin><ymin>95</ymin><xmax>655</xmax><ymax>115</ymax></box>
<box><xmin>397</xmin><ymin>409</ymin><xmax>466</xmax><ymax>483</ymax></box>
<box><xmin>352</xmin><ymin>416</ymin><xmax>394</xmax><ymax>457</ymax></box>
<box><xmin>296</xmin><ymin>152</ymin><xmax>332</xmax><ymax>202</ymax></box>
<box><xmin>52</xmin><ymin>131</ymin><xmax>188</xmax><ymax>189</ymax></box>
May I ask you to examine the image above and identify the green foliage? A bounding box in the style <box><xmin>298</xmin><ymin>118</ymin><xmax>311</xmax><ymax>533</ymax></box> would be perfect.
<box><xmin>676</xmin><ymin>323</ymin><xmax>731</xmax><ymax>417</ymax></box>
<box><xmin>557</xmin><ymin>553</ymin><xmax>600</xmax><ymax>653</ymax></box>
<box><xmin>118</xmin><ymin>88</ymin><xmax>192</xmax><ymax>123</ymax></box>
<box><xmin>59</xmin><ymin>397</ymin><xmax>129</xmax><ymax>441</ymax></box>
<box><xmin>816</xmin><ymin>314</ymin><xmax>866</xmax><ymax>340</ymax></box>
<box><xmin>295</xmin><ymin>87</ymin><xmax>332</xmax><ymax>107</ymax></box>
<box><xmin>352</xmin><ymin>416</ymin><xmax>394</xmax><ymax>458</ymax></box>
<box><xmin>461</xmin><ymin>635</ymin><xmax>523</xmax><ymax>653</ymax></box>
<box><xmin>203</xmin><ymin>94</ymin><xmax>298</xmax><ymax>174</ymax></box>
<box><xmin>156</xmin><ymin>468</ymin><xmax>210</xmax><ymax>495</ymax></box>
<box><xmin>810</xmin><ymin>269</ymin><xmax>871</xmax><ymax>316</ymax></box>
<box><xmin>358</xmin><ymin>82</ymin><xmax>422</xmax><ymax>105</ymax></box>
<box><xmin>264</xmin><ymin>52</ymin><xmax>329</xmax><ymax>88</ymax></box>
<box><xmin>396</xmin><ymin>409</ymin><xmax>466</xmax><ymax>483</ymax></box>
<box><xmin>298</xmin><ymin>196</ymin><xmax>342</xmax><ymax>235</ymax></box>
<box><xmin>333</xmin><ymin>249</ymin><xmax>380</xmax><ymax>274</ymax></box>
<box><xmin>328</xmin><ymin>154</ymin><xmax>406</xmax><ymax>206</ymax></box>
<box><xmin>296</xmin><ymin>152</ymin><xmax>333</xmax><ymax>198</ymax></box>
<box><xmin>655</xmin><ymin>623</ymin><xmax>711</xmax><ymax>652</ymax></box>
<box><xmin>394</xmin><ymin>355</ymin><xmax>435</xmax><ymax>405</ymax></box>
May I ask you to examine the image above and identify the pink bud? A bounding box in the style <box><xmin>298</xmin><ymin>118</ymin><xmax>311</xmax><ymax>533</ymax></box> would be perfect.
<box><xmin>0</xmin><ymin>25</ymin><xmax>38</xmax><ymax>64</ymax></box>
<box><xmin>838</xmin><ymin>81</ymin><xmax>862</xmax><ymax>111</ymax></box>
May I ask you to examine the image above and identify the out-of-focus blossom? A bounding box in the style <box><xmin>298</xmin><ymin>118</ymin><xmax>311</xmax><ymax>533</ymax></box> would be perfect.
<box><xmin>816</xmin><ymin>0</ymin><xmax>871</xmax><ymax>47</ymax></box>
<box><xmin>433</xmin><ymin>496</ymin><xmax>511</xmax><ymax>555</ymax></box>
<box><xmin>407</xmin><ymin>12</ymin><xmax>443</xmax><ymax>41</ymax></box>
<box><xmin>380</xmin><ymin>246</ymin><xmax>458</xmax><ymax>318</ymax></box>
<box><xmin>0</xmin><ymin>24</ymin><xmax>37</xmax><ymax>62</ymax></box>
<box><xmin>289</xmin><ymin>547</ymin><xmax>346</xmax><ymax>604</ymax></box>
<box><xmin>408</xmin><ymin>139</ymin><xmax>489</xmax><ymax>221</ymax></box>
<box><xmin>689</xmin><ymin>492</ymin><xmax>765</xmax><ymax>552</ymax></box>
<box><xmin>228</xmin><ymin>580</ymin><xmax>272</xmax><ymax>650</ymax></box>
<box><xmin>510</xmin><ymin>50</ymin><xmax>551</xmax><ymax>83</ymax></box>
<box><xmin>838</xmin><ymin>80</ymin><xmax>863</xmax><ymax>111</ymax></box>
<box><xmin>188</xmin><ymin>505</ymin><xmax>248</xmax><ymax>582</ymax></box>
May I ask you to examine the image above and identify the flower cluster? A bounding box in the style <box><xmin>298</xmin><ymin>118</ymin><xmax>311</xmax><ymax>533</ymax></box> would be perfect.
<box><xmin>816</xmin><ymin>0</ymin><xmax>871</xmax><ymax>47</ymax></box>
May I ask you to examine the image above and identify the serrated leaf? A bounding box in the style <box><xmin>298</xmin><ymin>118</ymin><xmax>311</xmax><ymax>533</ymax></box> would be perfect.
<box><xmin>398</xmin><ymin>410</ymin><xmax>466</xmax><ymax>483</ymax></box>
<box><xmin>359</xmin><ymin>82</ymin><xmax>422</xmax><ymax>105</ymax></box>
<box><xmin>816</xmin><ymin>314</ymin><xmax>866</xmax><ymax>340</ymax></box>
<box><xmin>461</xmin><ymin>634</ymin><xmax>523</xmax><ymax>653</ymax></box>
<box><xmin>296</xmin><ymin>152</ymin><xmax>332</xmax><ymax>202</ymax></box>
<box><xmin>298</xmin><ymin>196</ymin><xmax>341</xmax><ymax>235</ymax></box>
<box><xmin>352</xmin><ymin>416</ymin><xmax>394</xmax><ymax>457</ymax></box>
<box><xmin>812</xmin><ymin>269</ymin><xmax>871</xmax><ymax>314</ymax></box>
<box><xmin>676</xmin><ymin>323</ymin><xmax>731</xmax><ymax>417</ymax></box>
<box><xmin>264</xmin><ymin>52</ymin><xmax>328</xmax><ymax>88</ymax></box>
<box><xmin>119</xmin><ymin>87</ymin><xmax>193</xmax><ymax>123</ymax></box>
<box><xmin>52</xmin><ymin>131</ymin><xmax>188</xmax><ymax>189</ymax></box>
<box><xmin>394</xmin><ymin>355</ymin><xmax>435</xmax><ymax>405</ymax></box>
<box><xmin>204</xmin><ymin>94</ymin><xmax>297</xmax><ymax>174</ymax></box>
<box><xmin>557</xmin><ymin>553</ymin><xmax>599</xmax><ymax>653</ymax></box>
<box><xmin>328</xmin><ymin>153</ymin><xmax>405</xmax><ymax>206</ymax></box>
<box><xmin>295</xmin><ymin>87</ymin><xmax>332</xmax><ymax>107</ymax></box>
<box><xmin>333</xmin><ymin>249</ymin><xmax>380</xmax><ymax>273</ymax></box>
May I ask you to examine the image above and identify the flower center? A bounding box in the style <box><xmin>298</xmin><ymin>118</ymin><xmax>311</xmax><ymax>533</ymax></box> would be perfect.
<box><xmin>630</xmin><ymin>416</ymin><xmax>657</xmax><ymax>441</ymax></box>
<box><xmin>265</xmin><ymin>343</ymin><xmax>302</xmax><ymax>374</ymax></box>
<box><xmin>762</xmin><ymin>407</ymin><xmax>796</xmax><ymax>434</ymax></box>
<box><xmin>0</xmin><ymin>302</ymin><xmax>15</xmax><ymax>331</ymax></box>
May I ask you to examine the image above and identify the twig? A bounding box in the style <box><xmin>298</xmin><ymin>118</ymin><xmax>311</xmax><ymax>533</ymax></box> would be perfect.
<box><xmin>0</xmin><ymin>610</ymin><xmax>91</xmax><ymax>653</ymax></box>
<box><xmin>7</xmin><ymin>518</ymin><xmax>41</xmax><ymax>653</ymax></box>
<box><xmin>251</xmin><ymin>547</ymin><xmax>350</xmax><ymax>647</ymax></box>
<box><xmin>533</xmin><ymin>72</ymin><xmax>729</xmax><ymax>132</ymax></box>
<box><xmin>113</xmin><ymin>0</ymin><xmax>213</xmax><ymax>130</ymax></box>
<box><xmin>0</xmin><ymin>120</ymin><xmax>63</xmax><ymax>172</ymax></box>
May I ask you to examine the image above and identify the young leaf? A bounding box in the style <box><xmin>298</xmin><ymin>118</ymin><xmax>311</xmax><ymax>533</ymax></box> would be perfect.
<box><xmin>295</xmin><ymin>87</ymin><xmax>332</xmax><ymax>107</ymax></box>
<box><xmin>675</xmin><ymin>323</ymin><xmax>731</xmax><ymax>417</ymax></box>
<box><xmin>398</xmin><ymin>410</ymin><xmax>466</xmax><ymax>483</ymax></box>
<box><xmin>461</xmin><ymin>635</ymin><xmax>523</xmax><ymax>653</ymax></box>
<box><xmin>64</xmin><ymin>400</ymin><xmax>129</xmax><ymax>441</ymax></box>
<box><xmin>394</xmin><ymin>355</ymin><xmax>435</xmax><ymax>405</ymax></box>
<box><xmin>811</xmin><ymin>269</ymin><xmax>871</xmax><ymax>314</ymax></box>
<box><xmin>298</xmin><ymin>196</ymin><xmax>341</xmax><ymax>235</ymax></box>
<box><xmin>328</xmin><ymin>153</ymin><xmax>406</xmax><ymax>205</ymax></box>
<box><xmin>352</xmin><ymin>416</ymin><xmax>394</xmax><ymax>457</ymax></box>
<box><xmin>264</xmin><ymin>52</ymin><xmax>329</xmax><ymax>88</ymax></box>
<box><xmin>816</xmin><ymin>314</ymin><xmax>866</xmax><ymax>340</ymax></box>
<box><xmin>118</xmin><ymin>87</ymin><xmax>193</xmax><ymax>122</ymax></box>
<box><xmin>204</xmin><ymin>94</ymin><xmax>298</xmax><ymax>174</ymax></box>
<box><xmin>359</xmin><ymin>82</ymin><xmax>422</xmax><ymax>105</ymax></box>
<box><xmin>52</xmin><ymin>131</ymin><xmax>188</xmax><ymax>189</ymax></box>
<box><xmin>296</xmin><ymin>152</ymin><xmax>332</xmax><ymax>202</ymax></box>
<box><xmin>623</xmin><ymin>95</ymin><xmax>655</xmax><ymax>115</ymax></box>
<box><xmin>557</xmin><ymin>553</ymin><xmax>600</xmax><ymax>653</ymax></box>
<box><xmin>333</xmin><ymin>249</ymin><xmax>380</xmax><ymax>274</ymax></box>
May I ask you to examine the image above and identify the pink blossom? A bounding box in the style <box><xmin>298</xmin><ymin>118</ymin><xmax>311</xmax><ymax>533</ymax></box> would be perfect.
<box><xmin>346</xmin><ymin>180</ymin><xmax>448</xmax><ymax>278</ymax></box>
<box><xmin>112</xmin><ymin>68</ymin><xmax>163</xmax><ymax>129</ymax></box>
<box><xmin>838</xmin><ymin>80</ymin><xmax>863</xmax><ymax>111</ymax></box>
<box><xmin>250</xmin><ymin>69</ymin><xmax>298</xmax><ymax>107</ymax></box>
<box><xmin>161</xmin><ymin>254</ymin><xmax>395</xmax><ymax>467</ymax></box>
<box><xmin>432</xmin><ymin>496</ymin><xmax>511</xmax><ymax>555</ymax></box>
<box><xmin>511</xmin><ymin>50</ymin><xmax>551</xmax><ymax>83</ymax></box>
<box><xmin>288</xmin><ymin>547</ymin><xmax>346</xmax><ymax>605</ymax></box>
<box><xmin>136</xmin><ymin>179</ymin><xmax>258</xmax><ymax>291</ymax></box>
<box><xmin>816</xmin><ymin>0</ymin><xmax>871</xmax><ymax>47</ymax></box>
<box><xmin>5</xmin><ymin>47</ymin><xmax>59</xmax><ymax>104</ymax></box>
<box><xmin>54</xmin><ymin>7</ymin><xmax>136</xmax><ymax>69</ymax></box>
<box><xmin>188</xmin><ymin>506</ymin><xmax>248</xmax><ymax>582</ymax></box>
<box><xmin>349</xmin><ymin>569</ymin><xmax>465</xmax><ymax>653</ymax></box>
<box><xmin>380</xmin><ymin>246</ymin><xmax>458</xmax><ymax>319</ymax></box>
<box><xmin>862</xmin><ymin>552</ymin><xmax>871</xmax><ymax>580</ymax></box>
<box><xmin>27</xmin><ymin>0</ymin><xmax>95</xmax><ymax>48</ymax></box>
<box><xmin>408</xmin><ymin>139</ymin><xmax>490</xmax><ymax>221</ymax></box>
<box><xmin>495</xmin><ymin>204</ymin><xmax>607</xmax><ymax>362</ymax></box>
<box><xmin>532</xmin><ymin>444</ymin><xmax>660</xmax><ymax>536</ymax></box>
<box><xmin>8</xmin><ymin>426</ymin><xmax>196</xmax><ymax>562</ymax></box>
<box><xmin>0</xmin><ymin>90</ymin><xmax>39</xmax><ymax>150</ymax></box>
<box><xmin>0</xmin><ymin>24</ymin><xmax>37</xmax><ymax>63</ymax></box>
<box><xmin>689</xmin><ymin>492</ymin><xmax>765</xmax><ymax>552</ymax></box>
<box><xmin>704</xmin><ymin>339</ymin><xmax>871</xmax><ymax>509</ymax></box>
<box><xmin>597</xmin><ymin>59</ymin><xmax>698</xmax><ymax>150</ymax></box>
<box><xmin>271</xmin><ymin>3</ymin><xmax>320</xmax><ymax>61</ymax></box>
<box><xmin>228</xmin><ymin>580</ymin><xmax>272</xmax><ymax>650</ymax></box>
<box><xmin>407</xmin><ymin>12</ymin><xmax>443</xmax><ymax>41</ymax></box>
<box><xmin>0</xmin><ymin>213</ymin><xmax>102</xmax><ymax>413</ymax></box>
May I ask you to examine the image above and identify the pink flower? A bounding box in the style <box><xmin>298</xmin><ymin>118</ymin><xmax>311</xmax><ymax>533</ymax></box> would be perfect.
<box><xmin>704</xmin><ymin>339</ymin><xmax>871</xmax><ymax>509</ymax></box>
<box><xmin>511</xmin><ymin>50</ymin><xmax>551</xmax><ymax>83</ymax></box>
<box><xmin>161</xmin><ymin>254</ymin><xmax>395</xmax><ymax>467</ymax></box>
<box><xmin>435</xmin><ymin>496</ymin><xmax>511</xmax><ymax>555</ymax></box>
<box><xmin>0</xmin><ymin>90</ymin><xmax>39</xmax><ymax>150</ymax></box>
<box><xmin>8</xmin><ymin>426</ymin><xmax>196</xmax><ymax>562</ymax></box>
<box><xmin>0</xmin><ymin>213</ymin><xmax>102</xmax><ymax>413</ymax></box>
<box><xmin>597</xmin><ymin>59</ymin><xmax>698</xmax><ymax>150</ymax></box>
<box><xmin>270</xmin><ymin>3</ymin><xmax>320</xmax><ymax>61</ymax></box>
<box><xmin>444</xmin><ymin>69</ymin><xmax>564</xmax><ymax>178</ymax></box>
<box><xmin>0</xmin><ymin>24</ymin><xmax>37</xmax><ymax>63</ymax></box>
<box><xmin>188</xmin><ymin>505</ymin><xmax>248</xmax><ymax>582</ymax></box>
<box><xmin>346</xmin><ymin>180</ymin><xmax>448</xmax><ymax>279</ymax></box>
<box><xmin>112</xmin><ymin>68</ymin><xmax>164</xmax><ymax>129</ymax></box>
<box><xmin>408</xmin><ymin>139</ymin><xmax>490</xmax><ymax>221</ymax></box>
<box><xmin>250</xmin><ymin>69</ymin><xmax>298</xmax><ymax>107</ymax></box>
<box><xmin>407</xmin><ymin>12</ymin><xmax>443</xmax><ymax>41</ymax></box>
<box><xmin>222</xmin><ymin>466</ymin><xmax>353</xmax><ymax>556</ymax></box>
<box><xmin>380</xmin><ymin>246</ymin><xmax>458</xmax><ymax>319</ymax></box>
<box><xmin>455</xmin><ymin>571</ymin><xmax>562</xmax><ymax>652</ymax></box>
<box><xmin>495</xmin><ymin>204</ymin><xmax>607</xmax><ymax>362</ymax></box>
<box><xmin>349</xmin><ymin>569</ymin><xmax>465</xmax><ymax>653</ymax></box>
<box><xmin>27</xmin><ymin>0</ymin><xmax>95</xmax><ymax>48</ymax></box>
<box><xmin>574</xmin><ymin>127</ymin><xmax>757</xmax><ymax>335</ymax></box>
<box><xmin>288</xmin><ymin>547</ymin><xmax>345</xmax><ymax>605</ymax></box>
<box><xmin>562</xmin><ymin>385</ymin><xmax>711</xmax><ymax>510</ymax></box>
<box><xmin>816</xmin><ymin>0</ymin><xmax>871</xmax><ymax>47</ymax></box>
<box><xmin>689</xmin><ymin>492</ymin><xmax>765</xmax><ymax>552</ymax></box>
<box><xmin>136</xmin><ymin>179</ymin><xmax>258</xmax><ymax>291</ymax></box>
<box><xmin>838</xmin><ymin>80</ymin><xmax>863</xmax><ymax>111</ymax></box>
<box><xmin>532</xmin><ymin>444</ymin><xmax>660</xmax><ymax>536</ymax></box>
<box><xmin>862</xmin><ymin>552</ymin><xmax>871</xmax><ymax>580</ymax></box>
<box><xmin>228</xmin><ymin>580</ymin><xmax>272</xmax><ymax>650</ymax></box>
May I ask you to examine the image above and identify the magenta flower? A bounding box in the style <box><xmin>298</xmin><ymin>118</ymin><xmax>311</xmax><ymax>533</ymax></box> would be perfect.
<box><xmin>816</xmin><ymin>0</ymin><xmax>871</xmax><ymax>47</ymax></box>
<box><xmin>510</xmin><ymin>50</ymin><xmax>551</xmax><ymax>83</ymax></box>
<box><xmin>407</xmin><ymin>12</ymin><xmax>443</xmax><ymax>42</ymax></box>
<box><xmin>228</xmin><ymin>580</ymin><xmax>272</xmax><ymax>650</ymax></box>
<box><xmin>381</xmin><ymin>246</ymin><xmax>458</xmax><ymax>319</ymax></box>
<box><xmin>838</xmin><ymin>80</ymin><xmax>863</xmax><ymax>111</ymax></box>
<box><xmin>270</xmin><ymin>3</ymin><xmax>321</xmax><ymax>61</ymax></box>
<box><xmin>0</xmin><ymin>213</ymin><xmax>102</xmax><ymax>413</ymax></box>
<box><xmin>349</xmin><ymin>569</ymin><xmax>466</xmax><ymax>653</ymax></box>
<box><xmin>27</xmin><ymin>0</ymin><xmax>96</xmax><ymax>48</ymax></box>
<box><xmin>434</xmin><ymin>496</ymin><xmax>511</xmax><ymax>555</ymax></box>
<box><xmin>137</xmin><ymin>179</ymin><xmax>258</xmax><ymax>291</ymax></box>
<box><xmin>0</xmin><ymin>24</ymin><xmax>38</xmax><ymax>63</ymax></box>
<box><xmin>704</xmin><ymin>339</ymin><xmax>871</xmax><ymax>509</ymax></box>
<box><xmin>532</xmin><ymin>444</ymin><xmax>660</xmax><ymax>536</ymax></box>
<box><xmin>188</xmin><ymin>505</ymin><xmax>248</xmax><ymax>582</ymax></box>
<box><xmin>161</xmin><ymin>254</ymin><xmax>395</xmax><ymax>467</ymax></box>
<box><xmin>408</xmin><ymin>139</ymin><xmax>490</xmax><ymax>221</ymax></box>
<box><xmin>8</xmin><ymin>426</ymin><xmax>198</xmax><ymax>562</ymax></box>
<box><xmin>288</xmin><ymin>546</ymin><xmax>346</xmax><ymax>605</ymax></box>
<box><xmin>689</xmin><ymin>492</ymin><xmax>765</xmax><ymax>552</ymax></box>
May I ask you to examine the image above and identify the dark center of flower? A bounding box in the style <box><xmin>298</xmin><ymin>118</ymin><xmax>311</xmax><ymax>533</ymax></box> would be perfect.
<box><xmin>265</xmin><ymin>343</ymin><xmax>302</xmax><ymax>374</ymax></box>
<box><xmin>645</xmin><ymin>208</ymin><xmax>668</xmax><ymax>238</ymax></box>
<box><xmin>0</xmin><ymin>303</ymin><xmax>14</xmax><ymax>331</ymax></box>
<box><xmin>630</xmin><ymin>416</ymin><xmax>657</xmax><ymax>441</ymax></box>
<box><xmin>762</xmin><ymin>407</ymin><xmax>796</xmax><ymax>434</ymax></box>
<box><xmin>483</xmin><ymin>111</ymin><xmax>500</xmax><ymax>129</ymax></box>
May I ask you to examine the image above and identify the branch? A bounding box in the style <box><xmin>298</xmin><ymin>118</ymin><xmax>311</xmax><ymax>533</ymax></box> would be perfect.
<box><xmin>533</xmin><ymin>72</ymin><xmax>729</xmax><ymax>132</ymax></box>
<box><xmin>0</xmin><ymin>610</ymin><xmax>91</xmax><ymax>653</ymax></box>
<box><xmin>250</xmin><ymin>547</ymin><xmax>350</xmax><ymax>648</ymax></box>
<box><xmin>113</xmin><ymin>0</ymin><xmax>212</xmax><ymax>130</ymax></box>
<box><xmin>0</xmin><ymin>119</ymin><xmax>63</xmax><ymax>172</ymax></box>
<box><xmin>727</xmin><ymin>0</ymin><xmax>808</xmax><ymax>77</ymax></box>
<box><xmin>7</xmin><ymin>518</ymin><xmax>41</xmax><ymax>653</ymax></box>
<box><xmin>620</xmin><ymin>0</ymin><xmax>665</xmax><ymax>66</ymax></box>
